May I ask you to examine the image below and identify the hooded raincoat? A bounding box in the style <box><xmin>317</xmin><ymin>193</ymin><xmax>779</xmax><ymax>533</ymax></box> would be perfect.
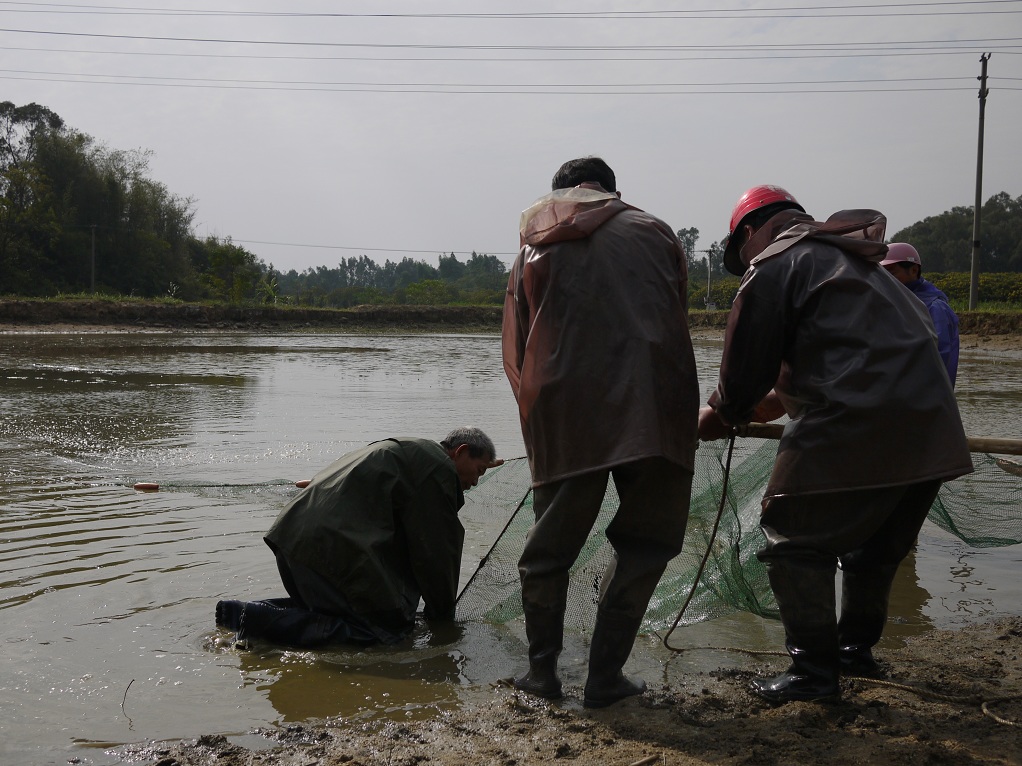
<box><xmin>502</xmin><ymin>185</ymin><xmax>699</xmax><ymax>486</ymax></box>
<box><xmin>905</xmin><ymin>277</ymin><xmax>960</xmax><ymax>386</ymax></box>
<box><xmin>710</xmin><ymin>209</ymin><xmax>972</xmax><ymax>499</ymax></box>
<box><xmin>264</xmin><ymin>438</ymin><xmax>464</xmax><ymax>639</ymax></box>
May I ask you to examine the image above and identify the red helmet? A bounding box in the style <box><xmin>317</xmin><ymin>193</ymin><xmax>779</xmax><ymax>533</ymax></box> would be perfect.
<box><xmin>723</xmin><ymin>185</ymin><xmax>804</xmax><ymax>275</ymax></box>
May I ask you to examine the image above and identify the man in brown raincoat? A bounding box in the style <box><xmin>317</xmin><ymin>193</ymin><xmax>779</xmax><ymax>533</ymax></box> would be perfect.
<box><xmin>503</xmin><ymin>157</ymin><xmax>699</xmax><ymax>708</ymax></box>
<box><xmin>699</xmin><ymin>185</ymin><xmax>973</xmax><ymax>703</ymax></box>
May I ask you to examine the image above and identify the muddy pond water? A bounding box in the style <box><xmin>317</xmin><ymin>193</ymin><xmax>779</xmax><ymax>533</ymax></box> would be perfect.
<box><xmin>1</xmin><ymin>331</ymin><xmax>1019</xmax><ymax>766</ymax></box>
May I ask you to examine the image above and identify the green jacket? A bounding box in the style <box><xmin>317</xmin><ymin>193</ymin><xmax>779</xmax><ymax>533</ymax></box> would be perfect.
<box><xmin>264</xmin><ymin>438</ymin><xmax>465</xmax><ymax>637</ymax></box>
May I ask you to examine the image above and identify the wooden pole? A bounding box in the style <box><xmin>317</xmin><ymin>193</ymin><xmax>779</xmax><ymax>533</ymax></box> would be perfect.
<box><xmin>734</xmin><ymin>422</ymin><xmax>1022</xmax><ymax>457</ymax></box>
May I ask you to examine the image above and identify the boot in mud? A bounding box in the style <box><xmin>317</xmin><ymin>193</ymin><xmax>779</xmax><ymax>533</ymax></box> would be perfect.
<box><xmin>583</xmin><ymin>612</ymin><xmax>646</xmax><ymax>709</ymax></box>
<box><xmin>751</xmin><ymin>561</ymin><xmax>840</xmax><ymax>704</ymax></box>
<box><xmin>514</xmin><ymin>604</ymin><xmax>564</xmax><ymax>699</ymax></box>
<box><xmin>837</xmin><ymin>564</ymin><xmax>898</xmax><ymax>678</ymax></box>
<box><xmin>750</xmin><ymin>647</ymin><xmax>842</xmax><ymax>704</ymax></box>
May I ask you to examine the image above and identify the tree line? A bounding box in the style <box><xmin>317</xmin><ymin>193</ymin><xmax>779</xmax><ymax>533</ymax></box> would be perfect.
<box><xmin>679</xmin><ymin>192</ymin><xmax>1022</xmax><ymax>282</ymax></box>
<box><xmin>0</xmin><ymin>101</ymin><xmax>506</xmax><ymax>306</ymax></box>
<box><xmin>1</xmin><ymin>101</ymin><xmax>262</xmax><ymax>301</ymax></box>
<box><xmin>273</xmin><ymin>251</ymin><xmax>508</xmax><ymax>307</ymax></box>
<box><xmin>3</xmin><ymin>101</ymin><xmax>1021</xmax><ymax>309</ymax></box>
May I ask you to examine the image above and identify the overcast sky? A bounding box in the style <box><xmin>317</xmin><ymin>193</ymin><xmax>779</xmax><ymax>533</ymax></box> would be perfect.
<box><xmin>2</xmin><ymin>1</ymin><xmax>1020</xmax><ymax>273</ymax></box>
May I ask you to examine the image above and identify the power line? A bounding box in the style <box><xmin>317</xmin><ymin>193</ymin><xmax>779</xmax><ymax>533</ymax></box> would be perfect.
<box><xmin>0</xmin><ymin>0</ymin><xmax>1020</xmax><ymax>19</ymax></box>
<box><xmin>2</xmin><ymin>43</ymin><xmax>1020</xmax><ymax>63</ymax></box>
<box><xmin>0</xmin><ymin>66</ymin><xmax>981</xmax><ymax>88</ymax></box>
<box><xmin>0</xmin><ymin>27</ymin><xmax>1019</xmax><ymax>51</ymax></box>
<box><xmin>0</xmin><ymin>73</ymin><xmax>991</xmax><ymax>94</ymax></box>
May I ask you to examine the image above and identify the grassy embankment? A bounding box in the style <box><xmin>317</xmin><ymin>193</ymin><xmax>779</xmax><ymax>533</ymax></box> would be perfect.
<box><xmin>1</xmin><ymin>295</ymin><xmax>1021</xmax><ymax>335</ymax></box>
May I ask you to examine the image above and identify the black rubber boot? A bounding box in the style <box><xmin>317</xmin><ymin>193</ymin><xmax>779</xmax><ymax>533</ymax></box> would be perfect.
<box><xmin>215</xmin><ymin>600</ymin><xmax>245</xmax><ymax>631</ymax></box>
<box><xmin>837</xmin><ymin>565</ymin><xmax>898</xmax><ymax>678</ymax></box>
<box><xmin>218</xmin><ymin>598</ymin><xmax>379</xmax><ymax>648</ymax></box>
<box><xmin>751</xmin><ymin>562</ymin><xmax>840</xmax><ymax>704</ymax></box>
<box><xmin>514</xmin><ymin>605</ymin><xmax>564</xmax><ymax>699</ymax></box>
<box><xmin>583</xmin><ymin>612</ymin><xmax>646</xmax><ymax>709</ymax></box>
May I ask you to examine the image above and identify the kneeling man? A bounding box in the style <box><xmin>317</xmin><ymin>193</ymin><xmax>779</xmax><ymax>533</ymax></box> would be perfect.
<box><xmin>216</xmin><ymin>427</ymin><xmax>499</xmax><ymax>647</ymax></box>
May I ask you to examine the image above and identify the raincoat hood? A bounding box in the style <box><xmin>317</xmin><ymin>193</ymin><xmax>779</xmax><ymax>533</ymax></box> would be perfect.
<box><xmin>710</xmin><ymin>223</ymin><xmax>971</xmax><ymax>498</ymax></box>
<box><xmin>504</xmin><ymin>192</ymin><xmax>699</xmax><ymax>486</ymax></box>
<box><xmin>519</xmin><ymin>183</ymin><xmax>630</xmax><ymax>247</ymax></box>
<box><xmin>739</xmin><ymin>209</ymin><xmax>889</xmax><ymax>273</ymax></box>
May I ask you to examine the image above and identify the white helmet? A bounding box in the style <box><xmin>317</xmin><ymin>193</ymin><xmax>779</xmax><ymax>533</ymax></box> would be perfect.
<box><xmin>879</xmin><ymin>242</ymin><xmax>921</xmax><ymax>267</ymax></box>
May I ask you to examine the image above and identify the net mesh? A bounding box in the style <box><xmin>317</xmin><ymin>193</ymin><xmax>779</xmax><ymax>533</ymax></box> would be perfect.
<box><xmin>455</xmin><ymin>439</ymin><xmax>1022</xmax><ymax>634</ymax></box>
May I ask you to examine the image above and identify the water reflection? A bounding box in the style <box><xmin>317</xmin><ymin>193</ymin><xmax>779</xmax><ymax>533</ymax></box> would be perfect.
<box><xmin>876</xmin><ymin>549</ymin><xmax>934</xmax><ymax>645</ymax></box>
<box><xmin>235</xmin><ymin>641</ymin><xmax>468</xmax><ymax>722</ymax></box>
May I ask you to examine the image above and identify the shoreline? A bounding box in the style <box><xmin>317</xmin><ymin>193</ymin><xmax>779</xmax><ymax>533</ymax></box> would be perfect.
<box><xmin>2</xmin><ymin>324</ymin><xmax>1020</xmax><ymax>354</ymax></box>
<box><xmin>1</xmin><ymin>299</ymin><xmax>1021</xmax><ymax>351</ymax></box>
<box><xmin>121</xmin><ymin>617</ymin><xmax>1022</xmax><ymax>766</ymax></box>
<box><xmin>1</xmin><ymin>298</ymin><xmax>1020</xmax><ymax>329</ymax></box>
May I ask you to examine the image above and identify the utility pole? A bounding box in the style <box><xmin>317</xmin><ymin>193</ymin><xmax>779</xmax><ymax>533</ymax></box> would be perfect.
<box><xmin>969</xmin><ymin>53</ymin><xmax>990</xmax><ymax>310</ymax></box>
<box><xmin>705</xmin><ymin>255</ymin><xmax>716</xmax><ymax>310</ymax></box>
<box><xmin>90</xmin><ymin>224</ymin><xmax>96</xmax><ymax>293</ymax></box>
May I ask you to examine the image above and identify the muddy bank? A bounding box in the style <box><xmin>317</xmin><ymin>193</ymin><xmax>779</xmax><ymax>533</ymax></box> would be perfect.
<box><xmin>121</xmin><ymin>618</ymin><xmax>1022</xmax><ymax>766</ymax></box>
<box><xmin>1</xmin><ymin>299</ymin><xmax>1020</xmax><ymax>339</ymax></box>
<box><xmin>0</xmin><ymin>299</ymin><xmax>505</xmax><ymax>333</ymax></box>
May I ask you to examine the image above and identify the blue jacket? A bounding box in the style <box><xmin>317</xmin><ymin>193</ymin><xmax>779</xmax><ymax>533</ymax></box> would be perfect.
<box><xmin>906</xmin><ymin>278</ymin><xmax>960</xmax><ymax>387</ymax></box>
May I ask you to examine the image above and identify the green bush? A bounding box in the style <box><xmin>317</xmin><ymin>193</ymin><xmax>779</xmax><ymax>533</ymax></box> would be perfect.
<box><xmin>688</xmin><ymin>275</ymin><xmax>741</xmax><ymax>309</ymax></box>
<box><xmin>928</xmin><ymin>272</ymin><xmax>1022</xmax><ymax>308</ymax></box>
<box><xmin>688</xmin><ymin>272</ymin><xmax>1022</xmax><ymax>313</ymax></box>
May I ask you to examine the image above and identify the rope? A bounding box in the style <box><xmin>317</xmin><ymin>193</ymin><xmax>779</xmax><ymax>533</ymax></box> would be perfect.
<box><xmin>982</xmin><ymin>697</ymin><xmax>1022</xmax><ymax>727</ymax></box>
<box><xmin>456</xmin><ymin>486</ymin><xmax>532</xmax><ymax>605</ymax></box>
<box><xmin>662</xmin><ymin>644</ymin><xmax>1020</xmax><ymax>726</ymax></box>
<box><xmin>657</xmin><ymin>429</ymin><xmax>1021</xmax><ymax>728</ymax></box>
<box><xmin>661</xmin><ymin>430</ymin><xmax>737</xmax><ymax>652</ymax></box>
<box><xmin>849</xmin><ymin>678</ymin><xmax>1021</xmax><ymax>727</ymax></box>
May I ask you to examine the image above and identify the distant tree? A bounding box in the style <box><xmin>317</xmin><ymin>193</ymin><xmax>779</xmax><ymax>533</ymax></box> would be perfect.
<box><xmin>890</xmin><ymin>192</ymin><xmax>1022</xmax><ymax>272</ymax></box>
<box><xmin>458</xmin><ymin>251</ymin><xmax>508</xmax><ymax>291</ymax></box>
<box><xmin>706</xmin><ymin>237</ymin><xmax>727</xmax><ymax>278</ymax></box>
<box><xmin>405</xmin><ymin>279</ymin><xmax>452</xmax><ymax>305</ymax></box>
<box><xmin>350</xmin><ymin>255</ymin><xmax>380</xmax><ymax>288</ymax></box>
<box><xmin>675</xmin><ymin>226</ymin><xmax>700</xmax><ymax>275</ymax></box>
<box><xmin>0</xmin><ymin>102</ymin><xmax>65</xmax><ymax>293</ymax></box>
<box><xmin>392</xmin><ymin>257</ymin><xmax>438</xmax><ymax>288</ymax></box>
<box><xmin>199</xmin><ymin>236</ymin><xmax>261</xmax><ymax>303</ymax></box>
<box><xmin>1</xmin><ymin>101</ymin><xmax>217</xmax><ymax>297</ymax></box>
<box><xmin>438</xmin><ymin>252</ymin><xmax>467</xmax><ymax>281</ymax></box>
<box><xmin>0</xmin><ymin>163</ymin><xmax>60</xmax><ymax>294</ymax></box>
<box><xmin>256</xmin><ymin>274</ymin><xmax>280</xmax><ymax>304</ymax></box>
<box><xmin>980</xmin><ymin>192</ymin><xmax>1022</xmax><ymax>271</ymax></box>
<box><xmin>0</xmin><ymin>101</ymin><xmax>64</xmax><ymax>172</ymax></box>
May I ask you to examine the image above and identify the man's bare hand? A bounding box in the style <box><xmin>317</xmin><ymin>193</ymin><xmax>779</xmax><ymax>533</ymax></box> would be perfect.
<box><xmin>698</xmin><ymin>406</ymin><xmax>733</xmax><ymax>441</ymax></box>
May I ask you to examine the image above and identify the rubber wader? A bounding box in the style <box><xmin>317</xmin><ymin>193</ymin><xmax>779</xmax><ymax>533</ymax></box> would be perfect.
<box><xmin>583</xmin><ymin>611</ymin><xmax>647</xmax><ymax>708</ymax></box>
<box><xmin>750</xmin><ymin>562</ymin><xmax>841</xmax><ymax>704</ymax></box>
<box><xmin>837</xmin><ymin>564</ymin><xmax>898</xmax><ymax>678</ymax></box>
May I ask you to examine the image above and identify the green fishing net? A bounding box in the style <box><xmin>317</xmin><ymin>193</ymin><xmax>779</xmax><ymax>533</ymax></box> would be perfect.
<box><xmin>455</xmin><ymin>439</ymin><xmax>1022</xmax><ymax>634</ymax></box>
